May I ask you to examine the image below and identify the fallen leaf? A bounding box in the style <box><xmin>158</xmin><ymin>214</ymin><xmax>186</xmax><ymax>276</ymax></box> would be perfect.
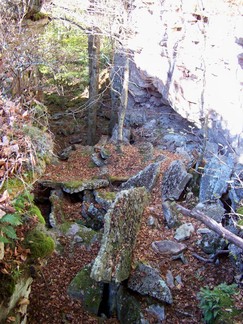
<box><xmin>6</xmin><ymin>316</ymin><xmax>16</xmax><ymax>322</ymax></box>
<box><xmin>0</xmin><ymin>190</ymin><xmax>9</xmax><ymax>203</ymax></box>
<box><xmin>18</xmin><ymin>298</ymin><xmax>30</xmax><ymax>306</ymax></box>
<box><xmin>0</xmin><ymin>208</ymin><xmax>6</xmax><ymax>218</ymax></box>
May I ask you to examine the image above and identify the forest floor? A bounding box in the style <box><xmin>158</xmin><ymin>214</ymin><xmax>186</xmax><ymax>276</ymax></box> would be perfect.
<box><xmin>27</xmin><ymin>90</ymin><xmax>243</xmax><ymax>324</ymax></box>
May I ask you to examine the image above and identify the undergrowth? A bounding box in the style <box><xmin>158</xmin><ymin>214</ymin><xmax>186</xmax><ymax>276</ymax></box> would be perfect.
<box><xmin>198</xmin><ymin>283</ymin><xmax>240</xmax><ymax>323</ymax></box>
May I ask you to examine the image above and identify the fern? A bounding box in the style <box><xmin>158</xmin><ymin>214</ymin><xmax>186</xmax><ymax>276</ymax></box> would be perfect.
<box><xmin>0</xmin><ymin>214</ymin><xmax>22</xmax><ymax>226</ymax></box>
<box><xmin>0</xmin><ymin>213</ymin><xmax>22</xmax><ymax>243</ymax></box>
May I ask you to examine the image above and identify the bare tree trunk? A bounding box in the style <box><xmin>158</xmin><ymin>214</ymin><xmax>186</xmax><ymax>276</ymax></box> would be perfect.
<box><xmin>87</xmin><ymin>34</ymin><xmax>100</xmax><ymax>146</ymax></box>
<box><xmin>175</xmin><ymin>204</ymin><xmax>243</xmax><ymax>250</ymax></box>
<box><xmin>117</xmin><ymin>51</ymin><xmax>129</xmax><ymax>152</ymax></box>
<box><xmin>109</xmin><ymin>46</ymin><xmax>120</xmax><ymax>135</ymax></box>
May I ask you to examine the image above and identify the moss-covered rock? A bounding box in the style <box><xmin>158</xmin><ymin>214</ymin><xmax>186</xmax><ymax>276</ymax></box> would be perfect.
<box><xmin>117</xmin><ymin>285</ymin><xmax>143</xmax><ymax>324</ymax></box>
<box><xmin>67</xmin><ymin>264</ymin><xmax>104</xmax><ymax>315</ymax></box>
<box><xmin>49</xmin><ymin>189</ymin><xmax>65</xmax><ymax>227</ymax></box>
<box><xmin>29</xmin><ymin>205</ymin><xmax>45</xmax><ymax>224</ymax></box>
<box><xmin>94</xmin><ymin>190</ymin><xmax>116</xmax><ymax>210</ymax></box>
<box><xmin>59</xmin><ymin>222</ymin><xmax>101</xmax><ymax>246</ymax></box>
<box><xmin>62</xmin><ymin>179</ymin><xmax>109</xmax><ymax>194</ymax></box>
<box><xmin>91</xmin><ymin>187</ymin><xmax>149</xmax><ymax>283</ymax></box>
<box><xmin>0</xmin><ymin>274</ymin><xmax>16</xmax><ymax>302</ymax></box>
<box><xmin>13</xmin><ymin>191</ymin><xmax>46</xmax><ymax>225</ymax></box>
<box><xmin>24</xmin><ymin>229</ymin><xmax>55</xmax><ymax>259</ymax></box>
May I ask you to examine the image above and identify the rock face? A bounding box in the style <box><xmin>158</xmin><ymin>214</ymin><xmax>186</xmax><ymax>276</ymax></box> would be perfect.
<box><xmin>90</xmin><ymin>187</ymin><xmax>149</xmax><ymax>283</ymax></box>
<box><xmin>128</xmin><ymin>0</ymin><xmax>243</xmax><ymax>156</ymax></box>
<box><xmin>128</xmin><ymin>263</ymin><xmax>173</xmax><ymax>305</ymax></box>
<box><xmin>162</xmin><ymin>160</ymin><xmax>192</xmax><ymax>200</ymax></box>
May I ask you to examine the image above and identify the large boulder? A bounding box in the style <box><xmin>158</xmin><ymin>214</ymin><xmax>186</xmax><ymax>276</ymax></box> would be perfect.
<box><xmin>128</xmin><ymin>263</ymin><xmax>173</xmax><ymax>304</ymax></box>
<box><xmin>193</xmin><ymin>201</ymin><xmax>225</xmax><ymax>223</ymax></box>
<box><xmin>116</xmin><ymin>286</ymin><xmax>145</xmax><ymax>324</ymax></box>
<box><xmin>198</xmin><ymin>230</ymin><xmax>227</xmax><ymax>254</ymax></box>
<box><xmin>90</xmin><ymin>187</ymin><xmax>149</xmax><ymax>283</ymax></box>
<box><xmin>121</xmin><ymin>162</ymin><xmax>161</xmax><ymax>192</ymax></box>
<box><xmin>67</xmin><ymin>264</ymin><xmax>104</xmax><ymax>315</ymax></box>
<box><xmin>162</xmin><ymin>160</ymin><xmax>192</xmax><ymax>200</ymax></box>
<box><xmin>199</xmin><ymin>155</ymin><xmax>234</xmax><ymax>203</ymax></box>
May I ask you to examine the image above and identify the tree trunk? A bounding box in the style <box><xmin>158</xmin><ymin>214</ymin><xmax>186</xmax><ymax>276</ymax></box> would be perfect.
<box><xmin>116</xmin><ymin>51</ymin><xmax>129</xmax><ymax>152</ymax></box>
<box><xmin>87</xmin><ymin>34</ymin><xmax>100</xmax><ymax>146</ymax></box>
<box><xmin>109</xmin><ymin>47</ymin><xmax>120</xmax><ymax>135</ymax></box>
<box><xmin>175</xmin><ymin>204</ymin><xmax>243</xmax><ymax>250</ymax></box>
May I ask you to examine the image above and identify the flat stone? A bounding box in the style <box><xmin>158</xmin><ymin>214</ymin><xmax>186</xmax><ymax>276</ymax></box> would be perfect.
<box><xmin>39</xmin><ymin>180</ymin><xmax>63</xmax><ymax>189</ymax></box>
<box><xmin>174</xmin><ymin>223</ymin><xmax>195</xmax><ymax>241</ymax></box>
<box><xmin>91</xmin><ymin>153</ymin><xmax>106</xmax><ymax>167</ymax></box>
<box><xmin>146</xmin><ymin>304</ymin><xmax>165</xmax><ymax>322</ymax></box>
<box><xmin>62</xmin><ymin>179</ymin><xmax>109</xmax><ymax>194</ymax></box>
<box><xmin>151</xmin><ymin>240</ymin><xmax>187</xmax><ymax>255</ymax></box>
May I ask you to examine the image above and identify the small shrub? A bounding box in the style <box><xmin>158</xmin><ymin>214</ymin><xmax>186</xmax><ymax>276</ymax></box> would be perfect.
<box><xmin>198</xmin><ymin>283</ymin><xmax>239</xmax><ymax>323</ymax></box>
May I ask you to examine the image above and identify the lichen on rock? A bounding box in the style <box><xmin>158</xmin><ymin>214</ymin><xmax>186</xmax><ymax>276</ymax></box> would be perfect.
<box><xmin>91</xmin><ymin>187</ymin><xmax>149</xmax><ymax>283</ymax></box>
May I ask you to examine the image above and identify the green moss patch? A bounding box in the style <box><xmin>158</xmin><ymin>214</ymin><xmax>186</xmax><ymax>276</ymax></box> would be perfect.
<box><xmin>63</xmin><ymin>180</ymin><xmax>84</xmax><ymax>189</ymax></box>
<box><xmin>0</xmin><ymin>274</ymin><xmax>15</xmax><ymax>302</ymax></box>
<box><xmin>24</xmin><ymin>229</ymin><xmax>55</xmax><ymax>259</ymax></box>
<box><xmin>13</xmin><ymin>191</ymin><xmax>46</xmax><ymax>225</ymax></box>
<box><xmin>29</xmin><ymin>206</ymin><xmax>45</xmax><ymax>224</ymax></box>
<box><xmin>67</xmin><ymin>264</ymin><xmax>104</xmax><ymax>315</ymax></box>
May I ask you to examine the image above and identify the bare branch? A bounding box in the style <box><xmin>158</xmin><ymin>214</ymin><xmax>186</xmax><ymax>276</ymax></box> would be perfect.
<box><xmin>175</xmin><ymin>203</ymin><xmax>243</xmax><ymax>250</ymax></box>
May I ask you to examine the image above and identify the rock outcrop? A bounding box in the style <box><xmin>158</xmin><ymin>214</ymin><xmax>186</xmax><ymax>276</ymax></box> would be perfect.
<box><xmin>128</xmin><ymin>0</ymin><xmax>243</xmax><ymax>157</ymax></box>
